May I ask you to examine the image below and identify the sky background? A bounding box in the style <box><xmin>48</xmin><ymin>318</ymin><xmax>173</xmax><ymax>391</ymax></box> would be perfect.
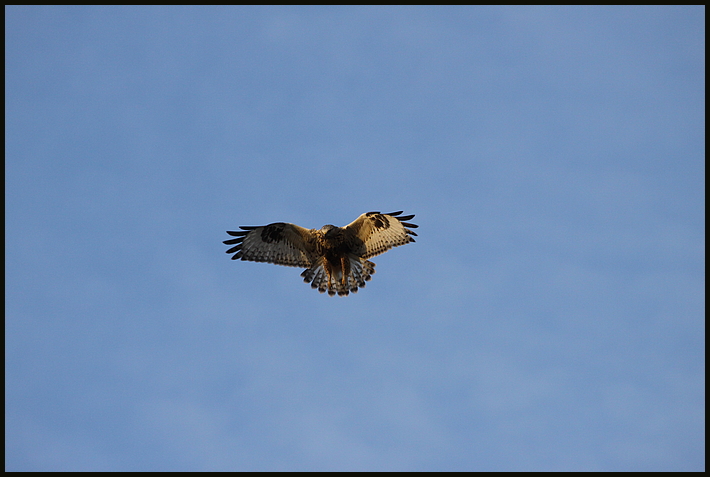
<box><xmin>5</xmin><ymin>6</ymin><xmax>705</xmax><ymax>471</ymax></box>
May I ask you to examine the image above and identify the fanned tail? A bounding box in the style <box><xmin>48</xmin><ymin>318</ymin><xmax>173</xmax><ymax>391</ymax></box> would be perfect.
<box><xmin>301</xmin><ymin>256</ymin><xmax>375</xmax><ymax>296</ymax></box>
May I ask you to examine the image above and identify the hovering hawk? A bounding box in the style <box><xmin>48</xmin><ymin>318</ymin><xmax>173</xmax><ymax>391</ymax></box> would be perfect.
<box><xmin>224</xmin><ymin>211</ymin><xmax>418</xmax><ymax>296</ymax></box>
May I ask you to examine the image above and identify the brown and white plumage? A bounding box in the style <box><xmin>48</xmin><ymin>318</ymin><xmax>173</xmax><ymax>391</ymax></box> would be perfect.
<box><xmin>224</xmin><ymin>211</ymin><xmax>418</xmax><ymax>296</ymax></box>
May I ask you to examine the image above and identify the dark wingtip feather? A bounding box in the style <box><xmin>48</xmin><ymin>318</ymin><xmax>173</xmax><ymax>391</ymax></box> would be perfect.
<box><xmin>223</xmin><ymin>237</ymin><xmax>245</xmax><ymax>245</ymax></box>
<box><xmin>226</xmin><ymin>244</ymin><xmax>243</xmax><ymax>254</ymax></box>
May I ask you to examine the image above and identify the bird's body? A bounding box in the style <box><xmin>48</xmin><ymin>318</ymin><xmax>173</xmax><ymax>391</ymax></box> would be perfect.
<box><xmin>224</xmin><ymin>211</ymin><xmax>418</xmax><ymax>296</ymax></box>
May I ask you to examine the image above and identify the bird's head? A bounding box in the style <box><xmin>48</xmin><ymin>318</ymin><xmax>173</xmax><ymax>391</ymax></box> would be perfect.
<box><xmin>319</xmin><ymin>224</ymin><xmax>338</xmax><ymax>237</ymax></box>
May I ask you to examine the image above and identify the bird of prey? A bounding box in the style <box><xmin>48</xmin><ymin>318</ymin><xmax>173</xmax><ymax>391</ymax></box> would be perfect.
<box><xmin>223</xmin><ymin>211</ymin><xmax>418</xmax><ymax>296</ymax></box>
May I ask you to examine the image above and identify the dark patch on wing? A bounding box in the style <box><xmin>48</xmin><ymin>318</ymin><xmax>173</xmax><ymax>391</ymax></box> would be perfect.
<box><xmin>261</xmin><ymin>223</ymin><xmax>287</xmax><ymax>243</ymax></box>
<box><xmin>365</xmin><ymin>211</ymin><xmax>390</xmax><ymax>230</ymax></box>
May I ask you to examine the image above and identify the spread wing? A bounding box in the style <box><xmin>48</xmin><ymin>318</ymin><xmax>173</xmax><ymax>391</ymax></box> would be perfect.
<box><xmin>223</xmin><ymin>222</ymin><xmax>317</xmax><ymax>267</ymax></box>
<box><xmin>344</xmin><ymin>211</ymin><xmax>418</xmax><ymax>259</ymax></box>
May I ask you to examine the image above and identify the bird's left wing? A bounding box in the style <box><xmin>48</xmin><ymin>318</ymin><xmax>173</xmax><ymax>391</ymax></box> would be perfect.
<box><xmin>344</xmin><ymin>211</ymin><xmax>418</xmax><ymax>259</ymax></box>
<box><xmin>224</xmin><ymin>222</ymin><xmax>316</xmax><ymax>267</ymax></box>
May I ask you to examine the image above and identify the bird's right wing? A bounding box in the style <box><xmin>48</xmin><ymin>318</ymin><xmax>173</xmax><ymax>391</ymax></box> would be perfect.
<box><xmin>344</xmin><ymin>211</ymin><xmax>418</xmax><ymax>259</ymax></box>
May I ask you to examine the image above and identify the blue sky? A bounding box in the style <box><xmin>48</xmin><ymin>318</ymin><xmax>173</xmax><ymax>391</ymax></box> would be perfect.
<box><xmin>5</xmin><ymin>6</ymin><xmax>704</xmax><ymax>471</ymax></box>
